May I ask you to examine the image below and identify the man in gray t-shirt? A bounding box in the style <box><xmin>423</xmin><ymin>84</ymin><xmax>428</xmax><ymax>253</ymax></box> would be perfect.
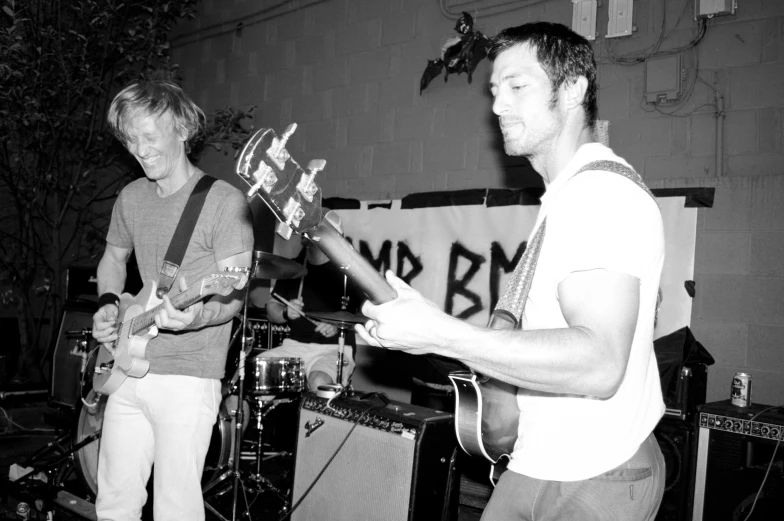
<box><xmin>91</xmin><ymin>80</ymin><xmax>253</xmax><ymax>521</ymax></box>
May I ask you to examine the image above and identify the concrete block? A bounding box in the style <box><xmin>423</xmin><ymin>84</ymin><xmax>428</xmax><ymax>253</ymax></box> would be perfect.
<box><xmin>612</xmin><ymin>117</ymin><xmax>672</xmax><ymax>158</ymax></box>
<box><xmin>302</xmin><ymin>119</ymin><xmax>337</xmax><ymax>153</ymax></box>
<box><xmin>698</xmin><ymin>21</ymin><xmax>763</xmax><ymax>69</ymax></box>
<box><xmin>703</xmin><ymin>185</ymin><xmax>750</xmax><ymax>231</ymax></box>
<box><xmin>643</xmin><ymin>156</ymin><xmax>713</xmax><ymax>182</ymax></box>
<box><xmin>295</xmin><ymin>33</ymin><xmax>328</xmax><ymax>66</ymax></box>
<box><xmin>347</xmin><ymin>113</ymin><xmax>382</xmax><ymax>146</ymax></box>
<box><xmin>597</xmin><ymin>79</ymin><xmax>629</xmax><ymax>123</ymax></box>
<box><xmin>411</xmin><ymin>140</ymin><xmax>423</xmax><ymax>174</ymax></box>
<box><xmin>705</xmin><ymin>365</ymin><xmax>736</xmax><ymax>403</ymax></box>
<box><xmin>335</xmin><ymin>21</ymin><xmax>381</xmax><ymax>57</ymax></box>
<box><xmin>759</xmin><ymin>108</ymin><xmax>781</xmax><ymax>153</ymax></box>
<box><xmin>380</xmin><ymin>107</ymin><xmax>394</xmax><ymax>142</ymax></box>
<box><xmin>266</xmin><ymin>68</ymin><xmax>304</xmax><ymax>100</ymax></box>
<box><xmin>422</xmin><ymin>137</ymin><xmax>467</xmax><ymax>172</ymax></box>
<box><xmin>726</xmin><ymin>153</ymin><xmax>784</xmax><ymax>177</ymax></box>
<box><xmin>216</xmin><ymin>59</ymin><xmax>226</xmax><ymax>85</ymax></box>
<box><xmin>695</xmin><ymin>231</ymin><xmax>750</xmax><ymax>275</ymax></box>
<box><xmin>273</xmin><ymin>9</ymin><xmax>307</xmax><ymax>41</ymax></box>
<box><xmin>291</xmin><ymin>91</ymin><xmax>330</xmax><ymax>123</ymax></box>
<box><xmin>689</xmin><ymin>319</ymin><xmax>748</xmax><ymax>367</ymax></box>
<box><xmin>750</xmin><ymin>231</ymin><xmax>784</xmax><ymax>276</ymax></box>
<box><xmin>729</xmin><ymin>62</ymin><xmax>784</xmax><ymax>109</ymax></box>
<box><xmin>348</xmin><ymin>0</ymin><xmax>394</xmax><ymax>23</ymax></box>
<box><xmin>381</xmin><ymin>11</ymin><xmax>416</xmax><ymax>46</ymax></box>
<box><xmin>313</xmin><ymin>58</ymin><xmax>349</xmax><ymax>91</ymax></box>
<box><xmin>761</xmin><ymin>16</ymin><xmax>782</xmax><ymax>63</ymax></box>
<box><xmin>332</xmin><ymin>84</ymin><xmax>370</xmax><ymax>117</ymax></box>
<box><xmin>445</xmin><ymin>168</ymin><xmax>505</xmax><ymax>191</ymax></box>
<box><xmin>748</xmin><ymin>324</ymin><xmax>784</xmax><ymax>372</ymax></box>
<box><xmin>371</xmin><ymin>142</ymin><xmax>411</xmax><ymax>176</ymax></box>
<box><xmin>320</xmin><ymin>145</ymin><xmax>364</xmax><ymax>179</ymax></box>
<box><xmin>349</xmin><ymin>48</ymin><xmax>393</xmax><ymax>83</ymax></box>
<box><xmin>749</xmin><ymin>176</ymin><xmax>784</xmax><ymax>229</ymax></box>
<box><xmin>380</xmin><ymin>74</ymin><xmax>417</xmax><ymax>109</ymax></box>
<box><xmin>309</xmin><ymin>0</ymin><xmax>348</xmax><ymax>34</ymax></box>
<box><xmin>700</xmin><ymin>274</ymin><xmax>784</xmax><ymax>325</ymax></box>
<box><xmin>725</xmin><ymin>110</ymin><xmax>758</xmax><ymax>155</ymax></box>
<box><xmin>344</xmin><ymin>175</ymin><xmax>396</xmax><ymax>200</ymax></box>
<box><xmin>392</xmin><ymin>107</ymin><xmax>433</xmax><ymax>141</ymax></box>
<box><xmin>394</xmin><ymin>172</ymin><xmax>436</xmax><ymax>196</ymax></box>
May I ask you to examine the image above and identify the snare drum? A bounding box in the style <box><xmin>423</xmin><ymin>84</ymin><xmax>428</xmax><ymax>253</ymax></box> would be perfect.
<box><xmin>249</xmin><ymin>356</ymin><xmax>304</xmax><ymax>395</ymax></box>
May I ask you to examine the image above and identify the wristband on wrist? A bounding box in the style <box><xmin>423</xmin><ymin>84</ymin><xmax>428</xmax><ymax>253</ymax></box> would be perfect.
<box><xmin>283</xmin><ymin>306</ymin><xmax>289</xmax><ymax>320</ymax></box>
<box><xmin>98</xmin><ymin>292</ymin><xmax>120</xmax><ymax>309</ymax></box>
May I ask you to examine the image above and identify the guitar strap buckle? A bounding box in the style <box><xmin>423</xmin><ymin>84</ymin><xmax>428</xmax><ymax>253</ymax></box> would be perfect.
<box><xmin>156</xmin><ymin>261</ymin><xmax>179</xmax><ymax>298</ymax></box>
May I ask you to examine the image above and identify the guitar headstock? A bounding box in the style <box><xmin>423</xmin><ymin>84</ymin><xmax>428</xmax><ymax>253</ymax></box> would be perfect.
<box><xmin>200</xmin><ymin>273</ymin><xmax>245</xmax><ymax>297</ymax></box>
<box><xmin>236</xmin><ymin>124</ymin><xmax>324</xmax><ymax>240</ymax></box>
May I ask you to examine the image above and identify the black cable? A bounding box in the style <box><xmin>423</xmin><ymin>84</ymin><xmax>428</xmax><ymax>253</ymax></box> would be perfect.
<box><xmin>741</xmin><ymin>405</ymin><xmax>784</xmax><ymax>521</ymax></box>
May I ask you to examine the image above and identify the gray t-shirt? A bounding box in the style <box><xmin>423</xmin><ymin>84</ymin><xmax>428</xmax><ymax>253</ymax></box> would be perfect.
<box><xmin>106</xmin><ymin>171</ymin><xmax>254</xmax><ymax>379</ymax></box>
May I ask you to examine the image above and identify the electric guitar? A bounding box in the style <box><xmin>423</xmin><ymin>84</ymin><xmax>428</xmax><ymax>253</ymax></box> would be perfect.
<box><xmin>92</xmin><ymin>273</ymin><xmax>243</xmax><ymax>395</ymax></box>
<box><xmin>235</xmin><ymin>124</ymin><xmax>520</xmax><ymax>474</ymax></box>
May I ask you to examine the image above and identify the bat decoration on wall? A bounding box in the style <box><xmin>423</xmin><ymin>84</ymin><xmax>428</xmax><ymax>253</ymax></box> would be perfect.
<box><xmin>420</xmin><ymin>12</ymin><xmax>493</xmax><ymax>95</ymax></box>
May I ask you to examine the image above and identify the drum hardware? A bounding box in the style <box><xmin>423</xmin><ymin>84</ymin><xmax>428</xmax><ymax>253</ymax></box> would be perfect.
<box><xmin>252</xmin><ymin>250</ymin><xmax>307</xmax><ymax>280</ymax></box>
<box><xmin>203</xmin><ymin>256</ymin><xmax>301</xmax><ymax>521</ymax></box>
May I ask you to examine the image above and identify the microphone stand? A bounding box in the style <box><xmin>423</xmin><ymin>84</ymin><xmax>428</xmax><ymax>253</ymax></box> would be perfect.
<box><xmin>231</xmin><ymin>259</ymin><xmax>257</xmax><ymax>521</ymax></box>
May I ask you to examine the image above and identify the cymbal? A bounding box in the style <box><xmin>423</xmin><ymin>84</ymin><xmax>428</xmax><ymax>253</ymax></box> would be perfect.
<box><xmin>308</xmin><ymin>310</ymin><xmax>368</xmax><ymax>327</ymax></box>
<box><xmin>252</xmin><ymin>251</ymin><xmax>307</xmax><ymax>280</ymax></box>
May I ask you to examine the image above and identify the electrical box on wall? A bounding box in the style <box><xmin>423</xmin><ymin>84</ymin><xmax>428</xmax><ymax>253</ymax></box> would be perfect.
<box><xmin>606</xmin><ymin>0</ymin><xmax>634</xmax><ymax>38</ymax></box>
<box><xmin>695</xmin><ymin>0</ymin><xmax>737</xmax><ymax>19</ymax></box>
<box><xmin>572</xmin><ymin>0</ymin><xmax>597</xmax><ymax>41</ymax></box>
<box><xmin>645</xmin><ymin>55</ymin><xmax>681</xmax><ymax>104</ymax></box>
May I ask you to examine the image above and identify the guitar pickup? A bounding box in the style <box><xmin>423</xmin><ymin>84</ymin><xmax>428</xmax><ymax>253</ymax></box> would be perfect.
<box><xmin>296</xmin><ymin>159</ymin><xmax>325</xmax><ymax>202</ymax></box>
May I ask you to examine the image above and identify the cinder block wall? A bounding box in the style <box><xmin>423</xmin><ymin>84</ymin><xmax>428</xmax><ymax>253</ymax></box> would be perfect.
<box><xmin>172</xmin><ymin>0</ymin><xmax>784</xmax><ymax>406</ymax></box>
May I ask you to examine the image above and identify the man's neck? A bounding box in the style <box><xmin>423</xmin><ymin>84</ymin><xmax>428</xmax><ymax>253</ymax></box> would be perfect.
<box><xmin>156</xmin><ymin>160</ymin><xmax>197</xmax><ymax>197</ymax></box>
<box><xmin>533</xmin><ymin>125</ymin><xmax>595</xmax><ymax>186</ymax></box>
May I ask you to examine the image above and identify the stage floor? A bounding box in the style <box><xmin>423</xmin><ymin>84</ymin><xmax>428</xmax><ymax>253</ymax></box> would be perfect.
<box><xmin>1</xmin><ymin>393</ymin><xmax>484</xmax><ymax>521</ymax></box>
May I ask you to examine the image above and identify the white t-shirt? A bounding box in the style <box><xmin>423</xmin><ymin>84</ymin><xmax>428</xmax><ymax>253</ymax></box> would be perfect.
<box><xmin>506</xmin><ymin>143</ymin><xmax>665</xmax><ymax>481</ymax></box>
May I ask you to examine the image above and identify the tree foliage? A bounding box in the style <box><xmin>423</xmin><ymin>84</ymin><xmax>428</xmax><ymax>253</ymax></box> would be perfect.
<box><xmin>0</xmin><ymin>0</ymin><xmax>254</xmax><ymax>384</ymax></box>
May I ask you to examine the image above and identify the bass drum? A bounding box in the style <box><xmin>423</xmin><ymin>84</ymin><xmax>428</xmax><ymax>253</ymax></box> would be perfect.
<box><xmin>73</xmin><ymin>389</ymin><xmax>243</xmax><ymax>498</ymax></box>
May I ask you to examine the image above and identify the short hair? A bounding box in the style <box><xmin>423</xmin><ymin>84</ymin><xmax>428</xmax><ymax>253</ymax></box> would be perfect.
<box><xmin>106</xmin><ymin>79</ymin><xmax>204</xmax><ymax>147</ymax></box>
<box><xmin>488</xmin><ymin>22</ymin><xmax>598</xmax><ymax>129</ymax></box>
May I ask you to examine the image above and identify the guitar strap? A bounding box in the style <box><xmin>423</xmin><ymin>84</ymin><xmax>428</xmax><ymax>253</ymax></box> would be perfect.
<box><xmin>156</xmin><ymin>175</ymin><xmax>218</xmax><ymax>298</ymax></box>
<box><xmin>491</xmin><ymin>160</ymin><xmax>656</xmax><ymax>328</ymax></box>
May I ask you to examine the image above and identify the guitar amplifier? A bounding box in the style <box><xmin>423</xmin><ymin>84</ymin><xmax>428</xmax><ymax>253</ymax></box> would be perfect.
<box><xmin>291</xmin><ymin>392</ymin><xmax>459</xmax><ymax>521</ymax></box>
<box><xmin>692</xmin><ymin>400</ymin><xmax>784</xmax><ymax>520</ymax></box>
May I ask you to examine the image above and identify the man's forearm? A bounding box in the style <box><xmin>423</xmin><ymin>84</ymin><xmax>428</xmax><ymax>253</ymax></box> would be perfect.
<box><xmin>190</xmin><ymin>292</ymin><xmax>244</xmax><ymax>330</ymax></box>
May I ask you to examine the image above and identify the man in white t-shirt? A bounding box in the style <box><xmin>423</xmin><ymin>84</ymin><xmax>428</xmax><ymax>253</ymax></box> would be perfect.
<box><xmin>357</xmin><ymin>22</ymin><xmax>665</xmax><ymax>521</ymax></box>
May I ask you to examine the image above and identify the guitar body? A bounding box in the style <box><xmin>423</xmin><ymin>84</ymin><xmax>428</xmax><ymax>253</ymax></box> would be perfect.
<box><xmin>449</xmin><ymin>371</ymin><xmax>520</xmax><ymax>466</ymax></box>
<box><xmin>93</xmin><ymin>281</ymin><xmax>162</xmax><ymax>395</ymax></box>
<box><xmin>92</xmin><ymin>273</ymin><xmax>242</xmax><ymax>396</ymax></box>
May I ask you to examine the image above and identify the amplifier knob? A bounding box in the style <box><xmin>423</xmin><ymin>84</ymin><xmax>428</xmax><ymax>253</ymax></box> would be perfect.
<box><xmin>732</xmin><ymin>421</ymin><xmax>741</xmax><ymax>432</ymax></box>
<box><xmin>761</xmin><ymin>426</ymin><xmax>770</xmax><ymax>436</ymax></box>
<box><xmin>771</xmin><ymin>428</ymin><xmax>781</xmax><ymax>439</ymax></box>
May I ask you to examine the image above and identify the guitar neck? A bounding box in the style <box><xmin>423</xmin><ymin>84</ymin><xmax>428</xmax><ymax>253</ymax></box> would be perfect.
<box><xmin>128</xmin><ymin>283</ymin><xmax>209</xmax><ymax>335</ymax></box>
<box><xmin>305</xmin><ymin>220</ymin><xmax>397</xmax><ymax>305</ymax></box>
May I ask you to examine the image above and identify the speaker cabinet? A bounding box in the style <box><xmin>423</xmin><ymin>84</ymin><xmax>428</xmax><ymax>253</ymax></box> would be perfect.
<box><xmin>292</xmin><ymin>393</ymin><xmax>459</xmax><ymax>521</ymax></box>
<box><xmin>693</xmin><ymin>401</ymin><xmax>784</xmax><ymax>520</ymax></box>
<box><xmin>653</xmin><ymin>417</ymin><xmax>696</xmax><ymax>521</ymax></box>
<box><xmin>50</xmin><ymin>306</ymin><xmax>97</xmax><ymax>409</ymax></box>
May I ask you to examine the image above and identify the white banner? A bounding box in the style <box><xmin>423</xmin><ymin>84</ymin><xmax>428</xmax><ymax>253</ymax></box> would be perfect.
<box><xmin>274</xmin><ymin>193</ymin><xmax>697</xmax><ymax>340</ymax></box>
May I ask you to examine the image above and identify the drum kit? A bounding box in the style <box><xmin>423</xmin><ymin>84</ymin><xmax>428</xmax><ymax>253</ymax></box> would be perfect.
<box><xmin>61</xmin><ymin>250</ymin><xmax>368</xmax><ymax>520</ymax></box>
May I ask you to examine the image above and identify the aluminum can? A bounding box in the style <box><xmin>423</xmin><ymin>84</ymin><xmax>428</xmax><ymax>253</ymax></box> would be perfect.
<box><xmin>16</xmin><ymin>502</ymin><xmax>30</xmax><ymax>520</ymax></box>
<box><xmin>731</xmin><ymin>372</ymin><xmax>752</xmax><ymax>407</ymax></box>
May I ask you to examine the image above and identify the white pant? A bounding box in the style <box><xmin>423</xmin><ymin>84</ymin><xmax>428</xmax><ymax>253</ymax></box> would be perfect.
<box><xmin>96</xmin><ymin>374</ymin><xmax>221</xmax><ymax>521</ymax></box>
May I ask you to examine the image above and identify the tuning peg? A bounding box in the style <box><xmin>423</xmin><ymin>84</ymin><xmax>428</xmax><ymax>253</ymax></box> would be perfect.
<box><xmin>297</xmin><ymin>159</ymin><xmax>326</xmax><ymax>202</ymax></box>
